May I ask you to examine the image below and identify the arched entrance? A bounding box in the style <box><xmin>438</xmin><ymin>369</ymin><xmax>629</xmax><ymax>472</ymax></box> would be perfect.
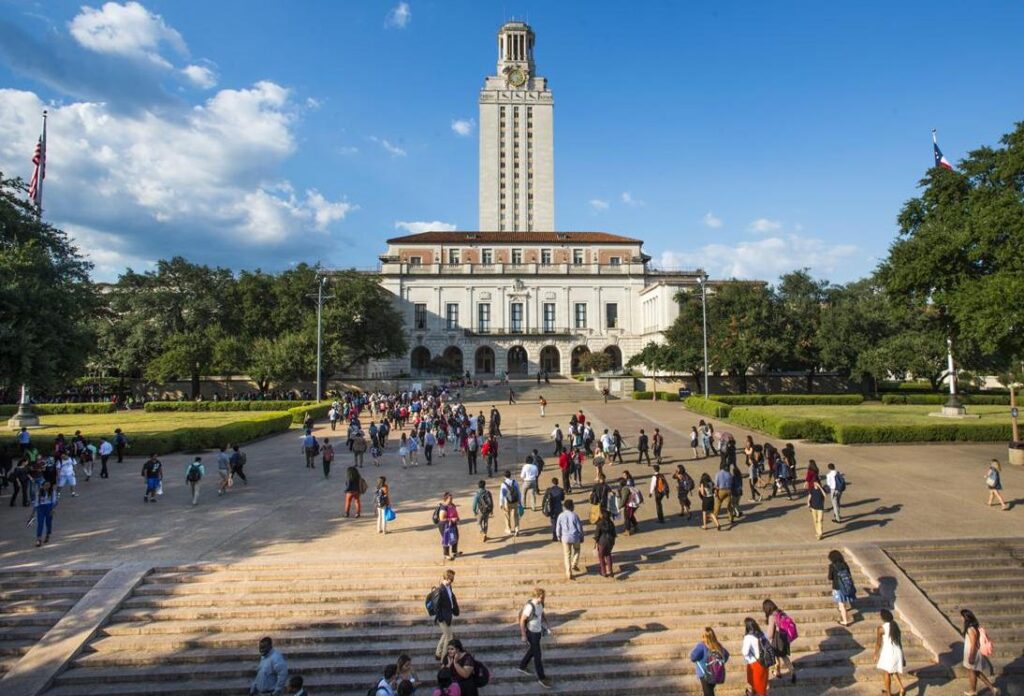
<box><xmin>442</xmin><ymin>346</ymin><xmax>464</xmax><ymax>373</ymax></box>
<box><xmin>571</xmin><ymin>345</ymin><xmax>590</xmax><ymax>374</ymax></box>
<box><xmin>603</xmin><ymin>345</ymin><xmax>623</xmax><ymax>371</ymax></box>
<box><xmin>474</xmin><ymin>346</ymin><xmax>495</xmax><ymax>375</ymax></box>
<box><xmin>507</xmin><ymin>346</ymin><xmax>528</xmax><ymax>375</ymax></box>
<box><xmin>410</xmin><ymin>346</ymin><xmax>431</xmax><ymax>372</ymax></box>
<box><xmin>540</xmin><ymin>346</ymin><xmax>561</xmax><ymax>374</ymax></box>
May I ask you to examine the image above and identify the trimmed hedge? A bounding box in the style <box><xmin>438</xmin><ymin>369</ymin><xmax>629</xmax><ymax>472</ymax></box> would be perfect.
<box><xmin>287</xmin><ymin>402</ymin><xmax>332</xmax><ymax>424</ymax></box>
<box><xmin>0</xmin><ymin>402</ymin><xmax>116</xmax><ymax>417</ymax></box>
<box><xmin>145</xmin><ymin>400</ymin><xmax>319</xmax><ymax>413</ymax></box>
<box><xmin>714</xmin><ymin>394</ymin><xmax>864</xmax><ymax>406</ymax></box>
<box><xmin>68</xmin><ymin>412</ymin><xmax>293</xmax><ymax>456</ymax></box>
<box><xmin>726</xmin><ymin>407</ymin><xmax>836</xmax><ymax>442</ymax></box>
<box><xmin>631</xmin><ymin>391</ymin><xmax>652</xmax><ymax>400</ymax></box>
<box><xmin>881</xmin><ymin>394</ymin><xmax>1011</xmax><ymax>406</ymax></box>
<box><xmin>833</xmin><ymin>421</ymin><xmax>1013</xmax><ymax>444</ymax></box>
<box><xmin>658</xmin><ymin>392</ymin><xmax>681</xmax><ymax>402</ymax></box>
<box><xmin>683</xmin><ymin>396</ymin><xmax>733</xmax><ymax>419</ymax></box>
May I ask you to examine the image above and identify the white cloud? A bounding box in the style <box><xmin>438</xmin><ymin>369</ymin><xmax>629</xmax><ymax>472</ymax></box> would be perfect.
<box><xmin>702</xmin><ymin>211</ymin><xmax>723</xmax><ymax>229</ymax></box>
<box><xmin>338</xmin><ymin>145</ymin><xmax>359</xmax><ymax>156</ymax></box>
<box><xmin>69</xmin><ymin>2</ymin><xmax>186</xmax><ymax>67</ymax></box>
<box><xmin>658</xmin><ymin>234</ymin><xmax>858</xmax><ymax>280</ymax></box>
<box><xmin>395</xmin><ymin>220</ymin><xmax>457</xmax><ymax>235</ymax></box>
<box><xmin>621</xmin><ymin>191</ymin><xmax>644</xmax><ymax>206</ymax></box>
<box><xmin>61</xmin><ymin>222</ymin><xmax>157</xmax><ymax>280</ymax></box>
<box><xmin>305</xmin><ymin>97</ymin><xmax>322</xmax><ymax>109</ymax></box>
<box><xmin>748</xmin><ymin>217</ymin><xmax>782</xmax><ymax>233</ymax></box>
<box><xmin>370</xmin><ymin>135</ymin><xmax>406</xmax><ymax>157</ymax></box>
<box><xmin>182</xmin><ymin>64</ymin><xmax>217</xmax><ymax>89</ymax></box>
<box><xmin>589</xmin><ymin>199</ymin><xmax>609</xmax><ymax>211</ymax></box>
<box><xmin>385</xmin><ymin>2</ymin><xmax>411</xmax><ymax>28</ymax></box>
<box><xmin>0</xmin><ymin>84</ymin><xmax>356</xmax><ymax>274</ymax></box>
<box><xmin>451</xmin><ymin>118</ymin><xmax>475</xmax><ymax>136</ymax></box>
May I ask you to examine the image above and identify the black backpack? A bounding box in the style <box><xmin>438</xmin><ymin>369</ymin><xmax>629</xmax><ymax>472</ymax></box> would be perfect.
<box><xmin>425</xmin><ymin>586</ymin><xmax>441</xmax><ymax>617</ymax></box>
<box><xmin>186</xmin><ymin>463</ymin><xmax>202</xmax><ymax>483</ymax></box>
<box><xmin>478</xmin><ymin>490</ymin><xmax>494</xmax><ymax>516</ymax></box>
<box><xmin>505</xmin><ymin>481</ymin><xmax>520</xmax><ymax>505</ymax></box>
<box><xmin>473</xmin><ymin>658</ymin><xmax>490</xmax><ymax>688</ymax></box>
<box><xmin>432</xmin><ymin>504</ymin><xmax>444</xmax><ymax>525</ymax></box>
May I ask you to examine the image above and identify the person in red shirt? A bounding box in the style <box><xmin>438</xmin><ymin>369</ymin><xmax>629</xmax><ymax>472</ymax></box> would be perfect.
<box><xmin>558</xmin><ymin>450</ymin><xmax>571</xmax><ymax>491</ymax></box>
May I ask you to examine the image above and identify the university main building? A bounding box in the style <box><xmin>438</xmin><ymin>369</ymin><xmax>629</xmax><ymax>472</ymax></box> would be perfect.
<box><xmin>370</xmin><ymin>22</ymin><xmax>700</xmax><ymax>381</ymax></box>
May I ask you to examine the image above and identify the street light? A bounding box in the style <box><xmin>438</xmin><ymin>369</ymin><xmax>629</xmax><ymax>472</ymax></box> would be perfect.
<box><xmin>697</xmin><ymin>271</ymin><xmax>710</xmax><ymax>399</ymax></box>
<box><xmin>312</xmin><ymin>275</ymin><xmax>333</xmax><ymax>402</ymax></box>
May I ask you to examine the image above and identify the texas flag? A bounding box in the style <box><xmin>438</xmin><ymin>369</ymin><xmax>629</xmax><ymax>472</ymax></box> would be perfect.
<box><xmin>932</xmin><ymin>131</ymin><xmax>953</xmax><ymax>171</ymax></box>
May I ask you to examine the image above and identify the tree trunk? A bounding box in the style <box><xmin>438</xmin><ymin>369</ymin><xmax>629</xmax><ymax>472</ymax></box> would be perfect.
<box><xmin>806</xmin><ymin>369</ymin><xmax>814</xmax><ymax>394</ymax></box>
<box><xmin>190</xmin><ymin>372</ymin><xmax>201</xmax><ymax>399</ymax></box>
<box><xmin>738</xmin><ymin>371</ymin><xmax>749</xmax><ymax>394</ymax></box>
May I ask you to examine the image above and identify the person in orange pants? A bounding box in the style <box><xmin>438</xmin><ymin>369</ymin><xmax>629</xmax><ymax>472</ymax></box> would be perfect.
<box><xmin>742</xmin><ymin>617</ymin><xmax>770</xmax><ymax>696</ymax></box>
<box><xmin>344</xmin><ymin>465</ymin><xmax>362</xmax><ymax>517</ymax></box>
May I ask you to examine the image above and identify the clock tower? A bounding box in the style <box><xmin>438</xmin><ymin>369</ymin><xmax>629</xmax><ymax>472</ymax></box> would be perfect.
<box><xmin>479</xmin><ymin>21</ymin><xmax>554</xmax><ymax>232</ymax></box>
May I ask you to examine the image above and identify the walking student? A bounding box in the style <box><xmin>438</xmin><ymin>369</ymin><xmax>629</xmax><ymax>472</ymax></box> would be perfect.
<box><xmin>437</xmin><ymin>492</ymin><xmax>460</xmax><ymax>561</ymax></box>
<box><xmin>985</xmin><ymin>459</ymin><xmax>1009</xmax><ymax>510</ymax></box>
<box><xmin>33</xmin><ymin>480</ymin><xmax>57</xmax><ymax>547</ymax></box>
<box><xmin>321</xmin><ymin>437</ymin><xmax>335</xmax><ymax>478</ymax></box>
<box><xmin>217</xmin><ymin>445</ymin><xmax>232</xmax><ymax>496</ymax></box>
<box><xmin>230</xmin><ymin>445</ymin><xmax>248</xmax><ymax>485</ymax></box>
<box><xmin>185</xmin><ymin>456</ymin><xmax>204</xmax><ymax>506</ymax></box>
<box><xmin>689</xmin><ymin>627</ymin><xmax>729</xmax><ymax>695</ymax></box>
<box><xmin>650</xmin><ymin>464</ymin><xmax>669</xmax><ymax>523</ymax></box>
<box><xmin>741</xmin><ymin>617</ymin><xmax>771</xmax><ymax>696</ymax></box>
<box><xmin>594</xmin><ymin>507</ymin><xmax>617</xmax><ymax>578</ymax></box>
<box><xmin>472</xmin><ymin>480</ymin><xmax>494</xmax><ymax>542</ymax></box>
<box><xmin>432</xmin><ymin>569</ymin><xmax>459</xmax><ymax>661</ymax></box>
<box><xmin>98</xmin><ymin>438</ymin><xmax>113</xmax><ymax>478</ymax></box>
<box><xmin>636</xmin><ymin>428</ymin><xmax>651</xmax><ymax>466</ymax></box>
<box><xmin>674</xmin><ymin>464</ymin><xmax>694</xmax><ymax>519</ymax></box>
<box><xmin>250</xmin><ymin>636</ymin><xmax>288</xmax><ymax>696</ymax></box>
<box><xmin>344</xmin><ymin>465</ymin><xmax>363</xmax><ymax>517</ymax></box>
<box><xmin>873</xmin><ymin>609</ymin><xmax>907</xmax><ymax>696</ymax></box>
<box><xmin>763</xmin><ymin>598</ymin><xmax>797</xmax><ymax>683</ymax></box>
<box><xmin>301</xmin><ymin>430</ymin><xmax>318</xmax><ymax>469</ymax></box>
<box><xmin>556</xmin><ymin>499</ymin><xmax>583</xmax><ymax>580</ymax></box>
<box><xmin>828</xmin><ymin>549</ymin><xmax>858</xmax><ymax>626</ymax></box>
<box><xmin>517</xmin><ymin>588</ymin><xmax>551</xmax><ymax>688</ymax></box>
<box><xmin>713</xmin><ymin>465</ymin><xmax>735</xmax><ymax>528</ymax></box>
<box><xmin>807</xmin><ymin>474</ymin><xmax>827</xmax><ymax>540</ymax></box>
<box><xmin>960</xmin><ymin>609</ymin><xmax>998</xmax><ymax>696</ymax></box>
<box><xmin>114</xmin><ymin>428</ymin><xmax>128</xmax><ymax>463</ymax></box>
<box><xmin>375</xmin><ymin>476</ymin><xmax>391</xmax><ymax>534</ymax></box>
<box><xmin>141</xmin><ymin>453</ymin><xmax>163</xmax><ymax>503</ymax></box>
<box><xmin>500</xmin><ymin>471</ymin><xmax>522</xmax><ymax>537</ymax></box>
<box><xmin>542</xmin><ymin>477</ymin><xmax>565</xmax><ymax>541</ymax></box>
<box><xmin>652</xmin><ymin>427</ymin><xmax>664</xmax><ymax>464</ymax></box>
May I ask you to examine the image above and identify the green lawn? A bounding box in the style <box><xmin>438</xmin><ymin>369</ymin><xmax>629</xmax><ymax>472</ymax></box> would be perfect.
<box><xmin>706</xmin><ymin>402</ymin><xmax>1014</xmax><ymax>444</ymax></box>
<box><xmin>13</xmin><ymin>410</ymin><xmax>294</xmax><ymax>455</ymax></box>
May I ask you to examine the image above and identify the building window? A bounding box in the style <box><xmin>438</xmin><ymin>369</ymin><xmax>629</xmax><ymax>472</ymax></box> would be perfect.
<box><xmin>609</xmin><ymin>256</ymin><xmax>621</xmax><ymax>266</ymax></box>
<box><xmin>511</xmin><ymin>248</ymin><xmax>523</xmax><ymax>264</ymax></box>
<box><xmin>510</xmin><ymin>302</ymin><xmax>524</xmax><ymax>333</ymax></box>
<box><xmin>606</xmin><ymin>303</ymin><xmax>619</xmax><ymax>329</ymax></box>
<box><xmin>477</xmin><ymin>303</ymin><xmax>491</xmax><ymax>333</ymax></box>
<box><xmin>408</xmin><ymin>256</ymin><xmax>422</xmax><ymax>266</ymax></box>
<box><xmin>446</xmin><ymin>303</ymin><xmax>459</xmax><ymax>330</ymax></box>
<box><xmin>572</xmin><ymin>249</ymin><xmax>584</xmax><ymax>265</ymax></box>
<box><xmin>414</xmin><ymin>303</ymin><xmax>428</xmax><ymax>330</ymax></box>
<box><xmin>482</xmin><ymin>248</ymin><xmax>493</xmax><ymax>264</ymax></box>
<box><xmin>574</xmin><ymin>303</ymin><xmax>587</xmax><ymax>329</ymax></box>
<box><xmin>540</xmin><ymin>248</ymin><xmax>552</xmax><ymax>265</ymax></box>
<box><xmin>543</xmin><ymin>303</ymin><xmax>556</xmax><ymax>332</ymax></box>
<box><xmin>447</xmin><ymin>249</ymin><xmax>461</xmax><ymax>264</ymax></box>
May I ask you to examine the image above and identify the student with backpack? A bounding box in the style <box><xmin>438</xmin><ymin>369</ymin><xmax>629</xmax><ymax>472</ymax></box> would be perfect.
<box><xmin>185</xmin><ymin>457</ymin><xmax>204</xmax><ymax>506</ymax></box>
<box><xmin>689</xmin><ymin>626</ymin><xmax>730</xmax><ymax>695</ymax></box>
<box><xmin>321</xmin><ymin>437</ymin><xmax>335</xmax><ymax>479</ymax></box>
<box><xmin>141</xmin><ymin>454</ymin><xmax>163</xmax><ymax>503</ymax></box>
<box><xmin>344</xmin><ymin>465</ymin><xmax>363</xmax><ymax>517</ymax></box>
<box><xmin>763</xmin><ymin>599</ymin><xmax>797</xmax><ymax>683</ymax></box>
<box><xmin>113</xmin><ymin>428</ymin><xmax>128</xmax><ymax>463</ymax></box>
<box><xmin>674</xmin><ymin>465</ymin><xmax>695</xmax><ymax>519</ymax></box>
<box><xmin>542</xmin><ymin>477</ymin><xmax>565</xmax><ymax>541</ymax></box>
<box><xmin>741</xmin><ymin>617</ymin><xmax>773</xmax><ymax>696</ymax></box>
<box><xmin>620</xmin><ymin>472</ymin><xmax>642</xmax><ymax>535</ymax></box>
<box><xmin>500</xmin><ymin>471</ymin><xmax>521</xmax><ymax>537</ymax></box>
<box><xmin>828</xmin><ymin>549</ymin><xmax>858</xmax><ymax>626</ymax></box>
<box><xmin>960</xmin><ymin>609</ymin><xmax>998</xmax><ymax>696</ymax></box>
<box><xmin>985</xmin><ymin>459</ymin><xmax>1009</xmax><ymax>510</ymax></box>
<box><xmin>471</xmin><ymin>481</ymin><xmax>494</xmax><ymax>542</ymax></box>
<box><xmin>825</xmin><ymin>462</ymin><xmax>846</xmax><ymax>522</ymax></box>
<box><xmin>428</xmin><ymin>570</ymin><xmax>459</xmax><ymax>661</ymax></box>
<box><xmin>649</xmin><ymin>464</ymin><xmax>669</xmax><ymax>523</ymax></box>
<box><xmin>440</xmin><ymin>639</ymin><xmax>483</xmax><ymax>696</ymax></box>
<box><xmin>517</xmin><ymin>588</ymin><xmax>552</xmax><ymax>688</ymax></box>
<box><xmin>375</xmin><ymin>476</ymin><xmax>391</xmax><ymax>534</ymax></box>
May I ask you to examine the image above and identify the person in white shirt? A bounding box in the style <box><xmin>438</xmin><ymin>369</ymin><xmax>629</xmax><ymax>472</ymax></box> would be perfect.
<box><xmin>825</xmin><ymin>463</ymin><xmax>843</xmax><ymax>523</ymax></box>
<box><xmin>98</xmin><ymin>439</ymin><xmax>114</xmax><ymax>479</ymax></box>
<box><xmin>517</xmin><ymin>587</ymin><xmax>551</xmax><ymax>687</ymax></box>
<box><xmin>56</xmin><ymin>455</ymin><xmax>77</xmax><ymax>497</ymax></box>
<box><xmin>520</xmin><ymin>458</ymin><xmax>540</xmax><ymax>511</ymax></box>
<box><xmin>500</xmin><ymin>472</ymin><xmax>521</xmax><ymax>536</ymax></box>
<box><xmin>742</xmin><ymin>617</ymin><xmax>770</xmax><ymax>695</ymax></box>
<box><xmin>600</xmin><ymin>429</ymin><xmax>614</xmax><ymax>455</ymax></box>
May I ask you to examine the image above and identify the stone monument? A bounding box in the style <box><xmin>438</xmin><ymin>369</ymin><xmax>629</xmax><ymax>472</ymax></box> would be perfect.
<box><xmin>7</xmin><ymin>385</ymin><xmax>40</xmax><ymax>429</ymax></box>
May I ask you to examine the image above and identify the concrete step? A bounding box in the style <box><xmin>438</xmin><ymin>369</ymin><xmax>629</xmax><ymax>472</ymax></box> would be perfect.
<box><xmin>0</xmin><ymin>598</ymin><xmax>79</xmax><ymax>614</ymax></box>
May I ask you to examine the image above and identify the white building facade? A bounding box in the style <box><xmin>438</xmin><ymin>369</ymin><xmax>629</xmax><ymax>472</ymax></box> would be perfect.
<box><xmin>362</xmin><ymin>22</ymin><xmax>700</xmax><ymax>378</ymax></box>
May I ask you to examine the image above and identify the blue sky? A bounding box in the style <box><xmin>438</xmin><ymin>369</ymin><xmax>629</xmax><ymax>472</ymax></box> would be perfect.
<box><xmin>1</xmin><ymin>0</ymin><xmax>1022</xmax><ymax>282</ymax></box>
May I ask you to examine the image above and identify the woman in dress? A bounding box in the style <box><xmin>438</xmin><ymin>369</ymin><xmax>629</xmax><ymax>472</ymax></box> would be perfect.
<box><xmin>873</xmin><ymin>609</ymin><xmax>906</xmax><ymax>696</ymax></box>
<box><xmin>961</xmin><ymin>609</ymin><xmax>999</xmax><ymax>696</ymax></box>
<box><xmin>698</xmin><ymin>472</ymin><xmax>719</xmax><ymax>531</ymax></box>
<box><xmin>828</xmin><ymin>549</ymin><xmax>857</xmax><ymax>626</ymax></box>
<box><xmin>741</xmin><ymin>617</ymin><xmax>770</xmax><ymax>696</ymax></box>
<box><xmin>398</xmin><ymin>433</ymin><xmax>409</xmax><ymax>469</ymax></box>
<box><xmin>985</xmin><ymin>459</ymin><xmax>1009</xmax><ymax>510</ymax></box>
<box><xmin>438</xmin><ymin>492</ymin><xmax>460</xmax><ymax>561</ymax></box>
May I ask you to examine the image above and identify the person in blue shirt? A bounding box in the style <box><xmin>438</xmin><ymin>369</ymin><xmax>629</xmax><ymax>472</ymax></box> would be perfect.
<box><xmin>689</xmin><ymin>627</ymin><xmax>729</xmax><ymax>694</ymax></box>
<box><xmin>33</xmin><ymin>479</ymin><xmax>57</xmax><ymax>547</ymax></box>
<box><xmin>17</xmin><ymin>427</ymin><xmax>31</xmax><ymax>454</ymax></box>
<box><xmin>713</xmin><ymin>466</ymin><xmax>735</xmax><ymax>526</ymax></box>
<box><xmin>250</xmin><ymin>636</ymin><xmax>288</xmax><ymax>696</ymax></box>
<box><xmin>555</xmin><ymin>499</ymin><xmax>583</xmax><ymax>580</ymax></box>
<box><xmin>301</xmin><ymin>431</ymin><xmax>317</xmax><ymax>469</ymax></box>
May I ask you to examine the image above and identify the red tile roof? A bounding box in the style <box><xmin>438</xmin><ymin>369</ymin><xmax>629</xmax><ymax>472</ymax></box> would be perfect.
<box><xmin>386</xmin><ymin>231</ymin><xmax>643</xmax><ymax>244</ymax></box>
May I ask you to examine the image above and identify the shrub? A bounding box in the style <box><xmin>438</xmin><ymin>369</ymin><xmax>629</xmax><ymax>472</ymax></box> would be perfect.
<box><xmin>881</xmin><ymin>394</ymin><xmax>1011</xmax><ymax>406</ymax></box>
<box><xmin>632</xmin><ymin>391</ymin><xmax>652</xmax><ymax>400</ymax></box>
<box><xmin>683</xmin><ymin>396</ymin><xmax>733</xmax><ymax>419</ymax></box>
<box><xmin>714</xmin><ymin>394</ymin><xmax>863</xmax><ymax>406</ymax></box>
<box><xmin>658</xmin><ymin>392</ymin><xmax>681</xmax><ymax>402</ymax></box>
<box><xmin>833</xmin><ymin>421</ymin><xmax>1012</xmax><ymax>444</ymax></box>
<box><xmin>287</xmin><ymin>402</ymin><xmax>332</xmax><ymax>424</ymax></box>
<box><xmin>0</xmin><ymin>402</ymin><xmax>116</xmax><ymax>416</ymax></box>
<box><xmin>145</xmin><ymin>400</ymin><xmax>319</xmax><ymax>413</ymax></box>
<box><xmin>727</xmin><ymin>407</ymin><xmax>836</xmax><ymax>442</ymax></box>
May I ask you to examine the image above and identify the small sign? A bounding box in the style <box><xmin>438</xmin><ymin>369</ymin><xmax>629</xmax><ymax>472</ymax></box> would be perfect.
<box><xmin>1012</xmin><ymin>407</ymin><xmax>1019</xmax><ymax>419</ymax></box>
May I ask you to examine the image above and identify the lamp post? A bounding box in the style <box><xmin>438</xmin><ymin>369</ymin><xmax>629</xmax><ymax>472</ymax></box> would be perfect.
<box><xmin>698</xmin><ymin>272</ymin><xmax>710</xmax><ymax>399</ymax></box>
<box><xmin>312</xmin><ymin>275</ymin><xmax>333</xmax><ymax>402</ymax></box>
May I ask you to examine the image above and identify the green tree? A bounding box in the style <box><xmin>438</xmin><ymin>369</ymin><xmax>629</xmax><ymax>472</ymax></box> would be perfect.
<box><xmin>0</xmin><ymin>175</ymin><xmax>96</xmax><ymax>397</ymax></box>
<box><xmin>775</xmin><ymin>269</ymin><xmax>829</xmax><ymax>391</ymax></box>
<box><xmin>706</xmin><ymin>282</ymin><xmax>778</xmax><ymax>393</ymax></box>
<box><xmin>319</xmin><ymin>271</ymin><xmax>408</xmax><ymax>375</ymax></box>
<box><xmin>818</xmin><ymin>277</ymin><xmax>893</xmax><ymax>393</ymax></box>
<box><xmin>578</xmin><ymin>351</ymin><xmax>612</xmax><ymax>374</ymax></box>
<box><xmin>248</xmin><ymin>332</ymin><xmax>314</xmax><ymax>393</ymax></box>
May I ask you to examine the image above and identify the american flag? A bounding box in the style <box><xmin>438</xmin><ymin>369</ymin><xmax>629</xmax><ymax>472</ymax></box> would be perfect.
<box><xmin>28</xmin><ymin>112</ymin><xmax>47</xmax><ymax>211</ymax></box>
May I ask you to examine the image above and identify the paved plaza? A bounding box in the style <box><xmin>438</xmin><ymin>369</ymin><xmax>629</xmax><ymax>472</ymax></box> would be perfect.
<box><xmin>1</xmin><ymin>387</ymin><xmax>1022</xmax><ymax>695</ymax></box>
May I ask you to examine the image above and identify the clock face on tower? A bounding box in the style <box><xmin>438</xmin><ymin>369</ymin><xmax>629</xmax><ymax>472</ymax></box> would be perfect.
<box><xmin>507</xmin><ymin>68</ymin><xmax>527</xmax><ymax>87</ymax></box>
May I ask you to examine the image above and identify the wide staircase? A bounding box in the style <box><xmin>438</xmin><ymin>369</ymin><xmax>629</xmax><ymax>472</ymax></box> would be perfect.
<box><xmin>0</xmin><ymin>569</ymin><xmax>106</xmax><ymax>678</ymax></box>
<box><xmin>43</xmin><ymin>545</ymin><xmax>938</xmax><ymax>695</ymax></box>
<box><xmin>885</xmin><ymin>538</ymin><xmax>1024</xmax><ymax>681</ymax></box>
<box><xmin>480</xmin><ymin>378</ymin><xmax>609</xmax><ymax>404</ymax></box>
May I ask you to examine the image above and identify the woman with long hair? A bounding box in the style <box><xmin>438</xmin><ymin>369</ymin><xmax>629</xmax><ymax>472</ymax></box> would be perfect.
<box><xmin>689</xmin><ymin>626</ymin><xmax>729</xmax><ymax>695</ymax></box>
<box><xmin>741</xmin><ymin>617</ymin><xmax>770</xmax><ymax>695</ymax></box>
<box><xmin>873</xmin><ymin>609</ymin><xmax>906</xmax><ymax>696</ymax></box>
<box><xmin>985</xmin><ymin>459</ymin><xmax>1008</xmax><ymax>510</ymax></box>
<box><xmin>699</xmin><ymin>473</ymin><xmax>719</xmax><ymax>531</ymax></box>
<box><xmin>961</xmin><ymin>609</ymin><xmax>999</xmax><ymax>696</ymax></box>
<box><xmin>762</xmin><ymin>599</ymin><xmax>796</xmax><ymax>683</ymax></box>
<box><xmin>828</xmin><ymin>549</ymin><xmax>857</xmax><ymax>626</ymax></box>
<box><xmin>673</xmin><ymin>464</ymin><xmax>694</xmax><ymax>519</ymax></box>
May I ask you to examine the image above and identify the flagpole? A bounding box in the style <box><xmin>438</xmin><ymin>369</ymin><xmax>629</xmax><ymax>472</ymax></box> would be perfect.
<box><xmin>931</xmin><ymin>128</ymin><xmax>937</xmax><ymax>145</ymax></box>
<box><xmin>37</xmin><ymin>110</ymin><xmax>47</xmax><ymax>220</ymax></box>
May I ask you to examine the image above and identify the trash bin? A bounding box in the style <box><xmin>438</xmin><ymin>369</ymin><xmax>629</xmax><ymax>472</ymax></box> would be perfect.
<box><xmin>678</xmin><ymin>388</ymin><xmax>692</xmax><ymax>399</ymax></box>
<box><xmin>1009</xmin><ymin>440</ymin><xmax>1024</xmax><ymax>466</ymax></box>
